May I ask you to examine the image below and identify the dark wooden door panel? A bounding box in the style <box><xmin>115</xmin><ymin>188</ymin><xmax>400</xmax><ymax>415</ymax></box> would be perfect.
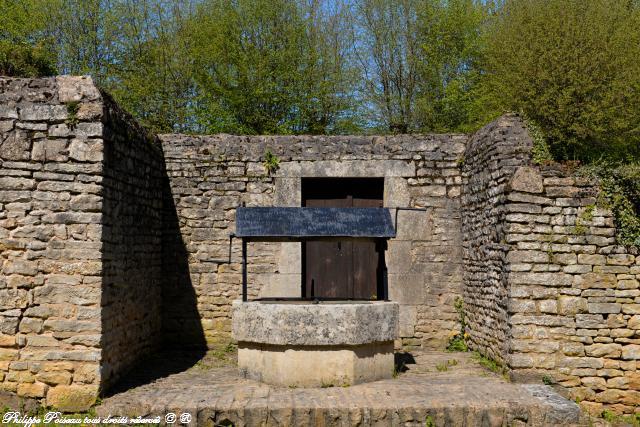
<box><xmin>304</xmin><ymin>196</ymin><xmax>353</xmax><ymax>298</ymax></box>
<box><xmin>351</xmin><ymin>196</ymin><xmax>381</xmax><ymax>299</ymax></box>
<box><xmin>302</xmin><ymin>178</ymin><xmax>384</xmax><ymax>299</ymax></box>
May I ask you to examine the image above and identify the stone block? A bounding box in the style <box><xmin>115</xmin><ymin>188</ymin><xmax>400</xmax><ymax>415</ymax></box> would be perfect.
<box><xmin>388</xmin><ymin>274</ymin><xmax>424</xmax><ymax>304</ymax></box>
<box><xmin>258</xmin><ymin>274</ymin><xmax>300</xmax><ymax>298</ymax></box>
<box><xmin>587</xmin><ymin>303</ymin><xmax>621</xmax><ymax>314</ymax></box>
<box><xmin>57</xmin><ymin>76</ymin><xmax>101</xmax><ymax>102</ymax></box>
<box><xmin>17</xmin><ymin>382</ymin><xmax>47</xmax><ymax>398</ymax></box>
<box><xmin>576</xmin><ymin>314</ymin><xmax>604</xmax><ymax>329</ymax></box>
<box><xmin>19</xmin><ymin>318</ymin><xmax>43</xmax><ymax>334</ymax></box>
<box><xmin>607</xmin><ymin>254</ymin><xmax>635</xmax><ymax>266</ymax></box>
<box><xmin>46</xmin><ymin>385</ymin><xmax>97</xmax><ymax>412</ymax></box>
<box><xmin>584</xmin><ymin>344</ymin><xmax>622</xmax><ymax>358</ymax></box>
<box><xmin>0</xmin><ymin>130</ymin><xmax>31</xmax><ymax>160</ymax></box>
<box><xmin>510</xmin><ymin>272</ymin><xmax>572</xmax><ymax>287</ymax></box>
<box><xmin>558</xmin><ymin>296</ymin><xmax>588</xmax><ymax>315</ymax></box>
<box><xmin>574</xmin><ymin>273</ymin><xmax>617</xmax><ymax>289</ymax></box>
<box><xmin>19</xmin><ymin>105</ymin><xmax>67</xmax><ymax>121</ymax></box>
<box><xmin>36</xmin><ymin>370</ymin><xmax>72</xmax><ymax>386</ymax></box>
<box><xmin>622</xmin><ymin>345</ymin><xmax>640</xmax><ymax>360</ymax></box>
<box><xmin>237</xmin><ymin>341</ymin><xmax>394</xmax><ymax>387</ymax></box>
<box><xmin>398</xmin><ymin>305</ymin><xmax>417</xmax><ymax>337</ymax></box>
<box><xmin>395</xmin><ymin>209</ymin><xmax>432</xmax><ymax>241</ymax></box>
<box><xmin>538</xmin><ymin>299</ymin><xmax>557</xmax><ymax>314</ymax></box>
<box><xmin>387</xmin><ymin>240</ymin><xmax>412</xmax><ymax>274</ymax></box>
<box><xmin>68</xmin><ymin>139</ymin><xmax>103</xmax><ymax>162</ymax></box>
<box><xmin>383</xmin><ymin>177</ymin><xmax>410</xmax><ymax>207</ymax></box>
<box><xmin>581</xmin><ymin>377</ymin><xmax>606</xmax><ymax>391</ymax></box>
<box><xmin>232</xmin><ymin>301</ymin><xmax>398</xmax><ymax>346</ymax></box>
<box><xmin>618</xmin><ymin>279</ymin><xmax>639</xmax><ymax>290</ymax></box>
<box><xmin>273</xmin><ymin>178</ymin><xmax>300</xmax><ymax>206</ymax></box>
<box><xmin>509</xmin><ymin>167</ymin><xmax>543</xmax><ymax>193</ymax></box>
<box><xmin>621</xmin><ymin>304</ymin><xmax>640</xmax><ymax>315</ymax></box>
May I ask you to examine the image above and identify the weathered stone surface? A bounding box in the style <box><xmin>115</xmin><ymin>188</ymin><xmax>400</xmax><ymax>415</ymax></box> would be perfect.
<box><xmin>0</xmin><ymin>76</ymin><xmax>162</xmax><ymax>403</ymax></box>
<box><xmin>46</xmin><ymin>385</ymin><xmax>97</xmax><ymax>412</ymax></box>
<box><xmin>97</xmin><ymin>350</ymin><xmax>583</xmax><ymax>426</ymax></box>
<box><xmin>56</xmin><ymin>76</ymin><xmax>101</xmax><ymax>103</ymax></box>
<box><xmin>558</xmin><ymin>296</ymin><xmax>588</xmax><ymax>315</ymax></box>
<box><xmin>1</xmin><ymin>77</ymin><xmax>636</xmax><ymax>415</ymax></box>
<box><xmin>17</xmin><ymin>382</ymin><xmax>47</xmax><ymax>398</ymax></box>
<box><xmin>585</xmin><ymin>344</ymin><xmax>622</xmax><ymax>358</ymax></box>
<box><xmin>510</xmin><ymin>166</ymin><xmax>544</xmax><ymax>194</ymax></box>
<box><xmin>622</xmin><ymin>345</ymin><xmax>640</xmax><ymax>360</ymax></box>
<box><xmin>238</xmin><ymin>342</ymin><xmax>394</xmax><ymax>387</ymax></box>
<box><xmin>232</xmin><ymin>301</ymin><xmax>398</xmax><ymax>346</ymax></box>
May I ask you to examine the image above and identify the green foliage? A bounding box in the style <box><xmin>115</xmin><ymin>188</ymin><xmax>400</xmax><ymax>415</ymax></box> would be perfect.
<box><xmin>0</xmin><ymin>40</ymin><xmax>56</xmax><ymax>77</ymax></box>
<box><xmin>415</xmin><ymin>0</ymin><xmax>488</xmax><ymax>133</ymax></box>
<box><xmin>471</xmin><ymin>351</ymin><xmax>508</xmax><ymax>379</ymax></box>
<box><xmin>262</xmin><ymin>150</ymin><xmax>280</xmax><ymax>175</ymax></box>
<box><xmin>186</xmin><ymin>0</ymin><xmax>359</xmax><ymax>134</ymax></box>
<box><xmin>65</xmin><ymin>101</ymin><xmax>80</xmax><ymax>129</ymax></box>
<box><xmin>480</xmin><ymin>0</ymin><xmax>640</xmax><ymax>161</ymax></box>
<box><xmin>523</xmin><ymin>117</ymin><xmax>554</xmax><ymax>165</ymax></box>
<box><xmin>541</xmin><ymin>375</ymin><xmax>554</xmax><ymax>385</ymax></box>
<box><xmin>599</xmin><ymin>409</ymin><xmax>640</xmax><ymax>427</ymax></box>
<box><xmin>435</xmin><ymin>362</ymin><xmax>448</xmax><ymax>372</ymax></box>
<box><xmin>446</xmin><ymin>296</ymin><xmax>468</xmax><ymax>352</ymax></box>
<box><xmin>355</xmin><ymin>0</ymin><xmax>488</xmax><ymax>133</ymax></box>
<box><xmin>573</xmin><ymin>204</ymin><xmax>595</xmax><ymax>236</ymax></box>
<box><xmin>578</xmin><ymin>163</ymin><xmax>640</xmax><ymax>247</ymax></box>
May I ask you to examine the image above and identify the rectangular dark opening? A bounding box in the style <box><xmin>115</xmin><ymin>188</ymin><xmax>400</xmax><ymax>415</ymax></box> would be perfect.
<box><xmin>301</xmin><ymin>177</ymin><xmax>385</xmax><ymax>300</ymax></box>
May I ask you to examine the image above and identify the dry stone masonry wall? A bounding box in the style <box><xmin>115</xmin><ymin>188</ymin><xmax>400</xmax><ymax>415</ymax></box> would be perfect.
<box><xmin>99</xmin><ymin>93</ymin><xmax>164</xmax><ymax>391</ymax></box>
<box><xmin>1</xmin><ymin>77</ymin><xmax>638</xmax><ymax>415</ymax></box>
<box><xmin>159</xmin><ymin>132</ymin><xmax>467</xmax><ymax>351</ymax></box>
<box><xmin>0</xmin><ymin>77</ymin><xmax>163</xmax><ymax>411</ymax></box>
<box><xmin>462</xmin><ymin>116</ymin><xmax>640</xmax><ymax>415</ymax></box>
<box><xmin>461</xmin><ymin>114</ymin><xmax>534</xmax><ymax>365</ymax></box>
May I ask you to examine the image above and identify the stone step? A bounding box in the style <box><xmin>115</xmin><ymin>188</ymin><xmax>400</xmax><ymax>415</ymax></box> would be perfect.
<box><xmin>97</xmin><ymin>351</ymin><xmax>586</xmax><ymax>426</ymax></box>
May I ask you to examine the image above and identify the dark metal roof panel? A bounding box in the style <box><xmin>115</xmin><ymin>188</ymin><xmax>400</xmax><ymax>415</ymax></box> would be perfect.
<box><xmin>235</xmin><ymin>207</ymin><xmax>396</xmax><ymax>238</ymax></box>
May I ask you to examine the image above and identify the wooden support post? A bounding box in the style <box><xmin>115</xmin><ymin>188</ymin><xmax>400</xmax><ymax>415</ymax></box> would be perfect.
<box><xmin>242</xmin><ymin>239</ymin><xmax>248</xmax><ymax>302</ymax></box>
<box><xmin>381</xmin><ymin>239</ymin><xmax>389</xmax><ymax>301</ymax></box>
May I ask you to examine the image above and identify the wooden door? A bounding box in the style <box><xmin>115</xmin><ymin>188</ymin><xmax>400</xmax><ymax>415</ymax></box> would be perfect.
<box><xmin>302</xmin><ymin>178</ymin><xmax>383</xmax><ymax>299</ymax></box>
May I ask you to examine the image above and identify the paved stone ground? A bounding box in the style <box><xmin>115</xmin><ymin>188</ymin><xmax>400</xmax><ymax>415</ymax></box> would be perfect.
<box><xmin>97</xmin><ymin>350</ymin><xmax>585</xmax><ymax>426</ymax></box>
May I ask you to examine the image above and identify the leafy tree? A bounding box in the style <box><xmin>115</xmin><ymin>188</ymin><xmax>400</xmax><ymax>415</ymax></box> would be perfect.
<box><xmin>0</xmin><ymin>41</ymin><xmax>56</xmax><ymax>77</ymax></box>
<box><xmin>186</xmin><ymin>0</ymin><xmax>358</xmax><ymax>134</ymax></box>
<box><xmin>0</xmin><ymin>0</ymin><xmax>58</xmax><ymax>76</ymax></box>
<box><xmin>479</xmin><ymin>0</ymin><xmax>640</xmax><ymax>161</ymax></box>
<box><xmin>415</xmin><ymin>0</ymin><xmax>487</xmax><ymax>133</ymax></box>
<box><xmin>354</xmin><ymin>0</ymin><xmax>422</xmax><ymax>133</ymax></box>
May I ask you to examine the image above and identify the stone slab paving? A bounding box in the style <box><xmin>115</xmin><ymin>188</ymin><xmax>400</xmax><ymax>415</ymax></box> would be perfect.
<box><xmin>97</xmin><ymin>351</ymin><xmax>585</xmax><ymax>426</ymax></box>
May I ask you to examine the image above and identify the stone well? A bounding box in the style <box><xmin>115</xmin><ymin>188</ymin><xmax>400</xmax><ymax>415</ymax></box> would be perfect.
<box><xmin>231</xmin><ymin>300</ymin><xmax>399</xmax><ymax>387</ymax></box>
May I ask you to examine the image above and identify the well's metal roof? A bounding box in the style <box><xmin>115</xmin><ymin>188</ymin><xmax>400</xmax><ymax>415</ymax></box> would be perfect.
<box><xmin>235</xmin><ymin>207</ymin><xmax>396</xmax><ymax>238</ymax></box>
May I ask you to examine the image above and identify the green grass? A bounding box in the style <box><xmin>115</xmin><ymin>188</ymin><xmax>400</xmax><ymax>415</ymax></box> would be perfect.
<box><xmin>471</xmin><ymin>351</ymin><xmax>509</xmax><ymax>380</ymax></box>
<box><xmin>599</xmin><ymin>409</ymin><xmax>640</xmax><ymax>427</ymax></box>
<box><xmin>435</xmin><ymin>359</ymin><xmax>458</xmax><ymax>372</ymax></box>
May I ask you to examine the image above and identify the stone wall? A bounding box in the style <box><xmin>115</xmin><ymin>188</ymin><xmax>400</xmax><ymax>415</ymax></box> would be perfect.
<box><xmin>100</xmin><ymin>92</ymin><xmax>164</xmax><ymax>390</ymax></box>
<box><xmin>0</xmin><ymin>76</ymin><xmax>163</xmax><ymax>410</ymax></box>
<box><xmin>4</xmin><ymin>76</ymin><xmax>637</xmax><ymax>415</ymax></box>
<box><xmin>461</xmin><ymin>114</ymin><xmax>534</xmax><ymax>364</ymax></box>
<box><xmin>462</xmin><ymin>115</ymin><xmax>640</xmax><ymax>414</ymax></box>
<box><xmin>159</xmin><ymin>133</ymin><xmax>467</xmax><ymax>350</ymax></box>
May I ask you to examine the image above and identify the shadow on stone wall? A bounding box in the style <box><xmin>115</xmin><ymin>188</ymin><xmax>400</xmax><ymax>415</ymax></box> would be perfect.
<box><xmin>100</xmin><ymin>93</ymin><xmax>205</xmax><ymax>396</ymax></box>
<box><xmin>160</xmin><ymin>176</ymin><xmax>207</xmax><ymax>352</ymax></box>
